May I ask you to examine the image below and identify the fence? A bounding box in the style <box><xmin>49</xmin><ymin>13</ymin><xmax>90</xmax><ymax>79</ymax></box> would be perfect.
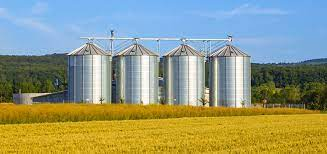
<box><xmin>262</xmin><ymin>103</ymin><xmax>306</xmax><ymax>109</ymax></box>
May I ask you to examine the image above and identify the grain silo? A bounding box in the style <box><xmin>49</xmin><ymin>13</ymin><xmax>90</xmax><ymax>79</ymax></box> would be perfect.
<box><xmin>67</xmin><ymin>42</ymin><xmax>112</xmax><ymax>104</ymax></box>
<box><xmin>209</xmin><ymin>44</ymin><xmax>251</xmax><ymax>107</ymax></box>
<box><xmin>163</xmin><ymin>44</ymin><xmax>205</xmax><ymax>106</ymax></box>
<box><xmin>114</xmin><ymin>43</ymin><xmax>159</xmax><ymax>104</ymax></box>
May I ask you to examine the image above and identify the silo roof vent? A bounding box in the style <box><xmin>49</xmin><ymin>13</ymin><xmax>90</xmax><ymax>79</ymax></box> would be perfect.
<box><xmin>164</xmin><ymin>44</ymin><xmax>205</xmax><ymax>57</ymax></box>
<box><xmin>210</xmin><ymin>44</ymin><xmax>249</xmax><ymax>57</ymax></box>
<box><xmin>67</xmin><ymin>42</ymin><xmax>110</xmax><ymax>56</ymax></box>
<box><xmin>115</xmin><ymin>44</ymin><xmax>158</xmax><ymax>56</ymax></box>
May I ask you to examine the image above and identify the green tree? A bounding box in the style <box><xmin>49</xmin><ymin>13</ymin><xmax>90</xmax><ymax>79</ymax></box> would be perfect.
<box><xmin>281</xmin><ymin>85</ymin><xmax>301</xmax><ymax>104</ymax></box>
<box><xmin>20</xmin><ymin>82</ymin><xmax>37</xmax><ymax>93</ymax></box>
<box><xmin>319</xmin><ymin>85</ymin><xmax>327</xmax><ymax>110</ymax></box>
<box><xmin>301</xmin><ymin>82</ymin><xmax>325</xmax><ymax>105</ymax></box>
<box><xmin>252</xmin><ymin>82</ymin><xmax>276</xmax><ymax>104</ymax></box>
<box><xmin>41</xmin><ymin>79</ymin><xmax>55</xmax><ymax>93</ymax></box>
<box><xmin>270</xmin><ymin>89</ymin><xmax>285</xmax><ymax>104</ymax></box>
<box><xmin>0</xmin><ymin>82</ymin><xmax>13</xmax><ymax>102</ymax></box>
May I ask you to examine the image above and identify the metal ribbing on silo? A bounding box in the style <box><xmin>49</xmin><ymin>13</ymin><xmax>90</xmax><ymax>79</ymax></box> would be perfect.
<box><xmin>209</xmin><ymin>44</ymin><xmax>251</xmax><ymax>108</ymax></box>
<box><xmin>114</xmin><ymin>44</ymin><xmax>159</xmax><ymax>104</ymax></box>
<box><xmin>163</xmin><ymin>44</ymin><xmax>205</xmax><ymax>106</ymax></box>
<box><xmin>67</xmin><ymin>43</ymin><xmax>112</xmax><ymax>104</ymax></box>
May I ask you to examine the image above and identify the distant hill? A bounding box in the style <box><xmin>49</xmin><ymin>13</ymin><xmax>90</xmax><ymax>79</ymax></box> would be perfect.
<box><xmin>250</xmin><ymin>58</ymin><xmax>327</xmax><ymax>66</ymax></box>
<box><xmin>299</xmin><ymin>58</ymin><xmax>327</xmax><ymax>65</ymax></box>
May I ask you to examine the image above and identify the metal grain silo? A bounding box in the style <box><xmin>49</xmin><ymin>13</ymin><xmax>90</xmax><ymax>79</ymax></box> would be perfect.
<box><xmin>114</xmin><ymin>44</ymin><xmax>159</xmax><ymax>104</ymax></box>
<box><xmin>209</xmin><ymin>44</ymin><xmax>251</xmax><ymax>108</ymax></box>
<box><xmin>67</xmin><ymin>42</ymin><xmax>112</xmax><ymax>104</ymax></box>
<box><xmin>164</xmin><ymin>44</ymin><xmax>205</xmax><ymax>106</ymax></box>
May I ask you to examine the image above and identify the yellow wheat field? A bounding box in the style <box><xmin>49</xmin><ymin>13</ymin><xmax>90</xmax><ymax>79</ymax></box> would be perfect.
<box><xmin>0</xmin><ymin>114</ymin><xmax>326</xmax><ymax>153</ymax></box>
<box><xmin>0</xmin><ymin>104</ymin><xmax>317</xmax><ymax>124</ymax></box>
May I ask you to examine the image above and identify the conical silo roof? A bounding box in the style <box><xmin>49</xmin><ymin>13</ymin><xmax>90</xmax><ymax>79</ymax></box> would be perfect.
<box><xmin>115</xmin><ymin>44</ymin><xmax>158</xmax><ymax>56</ymax></box>
<box><xmin>210</xmin><ymin>44</ymin><xmax>249</xmax><ymax>57</ymax></box>
<box><xmin>164</xmin><ymin>44</ymin><xmax>205</xmax><ymax>57</ymax></box>
<box><xmin>68</xmin><ymin>42</ymin><xmax>110</xmax><ymax>56</ymax></box>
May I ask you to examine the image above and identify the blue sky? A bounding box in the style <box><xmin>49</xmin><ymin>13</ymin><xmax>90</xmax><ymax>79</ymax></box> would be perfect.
<box><xmin>0</xmin><ymin>0</ymin><xmax>326</xmax><ymax>63</ymax></box>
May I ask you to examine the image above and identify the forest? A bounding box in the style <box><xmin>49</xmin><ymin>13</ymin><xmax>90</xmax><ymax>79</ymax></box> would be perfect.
<box><xmin>0</xmin><ymin>54</ymin><xmax>67</xmax><ymax>102</ymax></box>
<box><xmin>0</xmin><ymin>54</ymin><xmax>326</xmax><ymax>110</ymax></box>
<box><xmin>251</xmin><ymin>63</ymin><xmax>327</xmax><ymax>110</ymax></box>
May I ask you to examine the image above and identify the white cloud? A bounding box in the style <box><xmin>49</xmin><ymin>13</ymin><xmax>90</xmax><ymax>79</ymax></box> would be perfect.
<box><xmin>0</xmin><ymin>8</ymin><xmax>9</xmax><ymax>18</ymax></box>
<box><xmin>0</xmin><ymin>7</ymin><xmax>54</xmax><ymax>33</ymax></box>
<box><xmin>65</xmin><ymin>16</ymin><xmax>105</xmax><ymax>34</ymax></box>
<box><xmin>224</xmin><ymin>4</ymin><xmax>288</xmax><ymax>16</ymax></box>
<box><xmin>32</xmin><ymin>2</ymin><xmax>48</xmax><ymax>15</ymax></box>
<box><xmin>18</xmin><ymin>18</ymin><xmax>54</xmax><ymax>33</ymax></box>
<box><xmin>194</xmin><ymin>4</ymin><xmax>289</xmax><ymax>20</ymax></box>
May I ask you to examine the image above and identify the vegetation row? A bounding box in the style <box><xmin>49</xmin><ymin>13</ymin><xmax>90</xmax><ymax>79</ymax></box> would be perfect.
<box><xmin>0</xmin><ymin>104</ymin><xmax>318</xmax><ymax>124</ymax></box>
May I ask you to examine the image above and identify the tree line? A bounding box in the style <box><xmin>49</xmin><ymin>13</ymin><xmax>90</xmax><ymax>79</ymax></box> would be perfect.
<box><xmin>0</xmin><ymin>54</ymin><xmax>67</xmax><ymax>102</ymax></box>
<box><xmin>251</xmin><ymin>63</ymin><xmax>327</xmax><ymax>110</ymax></box>
<box><xmin>0</xmin><ymin>54</ymin><xmax>326</xmax><ymax>110</ymax></box>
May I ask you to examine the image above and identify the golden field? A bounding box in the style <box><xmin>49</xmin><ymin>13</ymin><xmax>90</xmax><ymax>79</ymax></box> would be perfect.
<box><xmin>0</xmin><ymin>104</ymin><xmax>318</xmax><ymax>124</ymax></box>
<box><xmin>0</xmin><ymin>114</ymin><xmax>326</xmax><ymax>153</ymax></box>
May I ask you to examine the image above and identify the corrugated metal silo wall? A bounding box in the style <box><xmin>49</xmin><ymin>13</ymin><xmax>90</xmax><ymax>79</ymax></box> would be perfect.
<box><xmin>68</xmin><ymin>55</ymin><xmax>112</xmax><ymax>104</ymax></box>
<box><xmin>209</xmin><ymin>56</ymin><xmax>251</xmax><ymax>107</ymax></box>
<box><xmin>114</xmin><ymin>55</ymin><xmax>158</xmax><ymax>104</ymax></box>
<box><xmin>164</xmin><ymin>56</ymin><xmax>205</xmax><ymax>106</ymax></box>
